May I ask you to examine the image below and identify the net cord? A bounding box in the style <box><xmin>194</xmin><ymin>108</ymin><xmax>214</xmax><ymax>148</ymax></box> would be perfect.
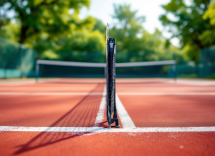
<box><xmin>37</xmin><ymin>60</ymin><xmax>176</xmax><ymax>67</ymax></box>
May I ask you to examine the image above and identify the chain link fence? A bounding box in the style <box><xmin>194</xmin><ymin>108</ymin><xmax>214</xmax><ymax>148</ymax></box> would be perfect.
<box><xmin>1</xmin><ymin>37</ymin><xmax>214</xmax><ymax>79</ymax></box>
<box><xmin>175</xmin><ymin>46</ymin><xmax>215</xmax><ymax>78</ymax></box>
<box><xmin>0</xmin><ymin>37</ymin><xmax>37</xmax><ymax>78</ymax></box>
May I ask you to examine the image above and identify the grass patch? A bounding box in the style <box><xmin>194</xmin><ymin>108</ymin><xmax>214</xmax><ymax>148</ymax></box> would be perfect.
<box><xmin>178</xmin><ymin>74</ymin><xmax>198</xmax><ymax>78</ymax></box>
<box><xmin>206</xmin><ymin>74</ymin><xmax>215</xmax><ymax>79</ymax></box>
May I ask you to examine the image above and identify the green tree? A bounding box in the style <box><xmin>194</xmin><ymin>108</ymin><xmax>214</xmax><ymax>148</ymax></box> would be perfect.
<box><xmin>109</xmin><ymin>3</ymin><xmax>185</xmax><ymax>63</ymax></box>
<box><xmin>0</xmin><ymin>0</ymin><xmax>9</xmax><ymax>36</ymax></box>
<box><xmin>1</xmin><ymin>0</ymin><xmax>107</xmax><ymax>61</ymax></box>
<box><xmin>58</xmin><ymin>29</ymin><xmax>105</xmax><ymax>52</ymax></box>
<box><xmin>200</xmin><ymin>1</ymin><xmax>215</xmax><ymax>46</ymax></box>
<box><xmin>203</xmin><ymin>0</ymin><xmax>215</xmax><ymax>25</ymax></box>
<box><xmin>93</xmin><ymin>18</ymin><xmax>106</xmax><ymax>35</ymax></box>
<box><xmin>0</xmin><ymin>22</ymin><xmax>20</xmax><ymax>42</ymax></box>
<box><xmin>34</xmin><ymin>20</ymin><xmax>106</xmax><ymax>60</ymax></box>
<box><xmin>110</xmin><ymin>4</ymin><xmax>145</xmax><ymax>52</ymax></box>
<box><xmin>1</xmin><ymin>0</ymin><xmax>91</xmax><ymax>45</ymax></box>
<box><xmin>159</xmin><ymin>0</ymin><xmax>215</xmax><ymax>61</ymax></box>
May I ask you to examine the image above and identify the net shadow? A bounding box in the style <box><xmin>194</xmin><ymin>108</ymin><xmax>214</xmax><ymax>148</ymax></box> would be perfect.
<box><xmin>14</xmin><ymin>84</ymin><xmax>104</xmax><ymax>155</ymax></box>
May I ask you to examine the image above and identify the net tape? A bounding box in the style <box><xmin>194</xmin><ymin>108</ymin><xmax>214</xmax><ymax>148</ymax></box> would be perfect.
<box><xmin>37</xmin><ymin>60</ymin><xmax>176</xmax><ymax>67</ymax></box>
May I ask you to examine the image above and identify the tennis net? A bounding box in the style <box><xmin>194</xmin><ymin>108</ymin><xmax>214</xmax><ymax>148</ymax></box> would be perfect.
<box><xmin>35</xmin><ymin>60</ymin><xmax>176</xmax><ymax>81</ymax></box>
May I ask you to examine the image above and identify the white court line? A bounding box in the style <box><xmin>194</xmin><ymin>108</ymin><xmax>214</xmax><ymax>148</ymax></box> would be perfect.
<box><xmin>0</xmin><ymin>81</ymin><xmax>36</xmax><ymax>86</ymax></box>
<box><xmin>1</xmin><ymin>87</ymin><xmax>215</xmax><ymax>91</ymax></box>
<box><xmin>166</xmin><ymin>80</ymin><xmax>215</xmax><ymax>86</ymax></box>
<box><xmin>117</xmin><ymin>92</ymin><xmax>215</xmax><ymax>95</ymax></box>
<box><xmin>1</xmin><ymin>126</ymin><xmax>215</xmax><ymax>133</ymax></box>
<box><xmin>0</xmin><ymin>126</ymin><xmax>105</xmax><ymax>132</ymax></box>
<box><xmin>0</xmin><ymin>92</ymin><xmax>103</xmax><ymax>95</ymax></box>
<box><xmin>94</xmin><ymin>85</ymin><xmax>106</xmax><ymax>127</ymax></box>
<box><xmin>0</xmin><ymin>87</ymin><xmax>98</xmax><ymax>90</ymax></box>
<box><xmin>1</xmin><ymin>92</ymin><xmax>215</xmax><ymax>95</ymax></box>
<box><xmin>0</xmin><ymin>79</ymin><xmax>60</xmax><ymax>86</ymax></box>
<box><xmin>116</xmin><ymin>94</ymin><xmax>136</xmax><ymax>128</ymax></box>
<box><xmin>93</xmin><ymin>87</ymin><xmax>136</xmax><ymax>128</ymax></box>
<box><xmin>116</xmin><ymin>87</ymin><xmax>215</xmax><ymax>90</ymax></box>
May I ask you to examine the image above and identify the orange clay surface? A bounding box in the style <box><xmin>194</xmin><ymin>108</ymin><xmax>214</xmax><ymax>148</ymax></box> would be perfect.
<box><xmin>0</xmin><ymin>78</ymin><xmax>215</xmax><ymax>156</ymax></box>
<box><xmin>1</xmin><ymin>132</ymin><xmax>215</xmax><ymax>156</ymax></box>
<box><xmin>118</xmin><ymin>95</ymin><xmax>215</xmax><ymax>127</ymax></box>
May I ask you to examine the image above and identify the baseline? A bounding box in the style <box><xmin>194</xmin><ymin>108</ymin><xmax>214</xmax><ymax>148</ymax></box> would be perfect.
<box><xmin>1</xmin><ymin>92</ymin><xmax>215</xmax><ymax>95</ymax></box>
<box><xmin>1</xmin><ymin>126</ymin><xmax>215</xmax><ymax>132</ymax></box>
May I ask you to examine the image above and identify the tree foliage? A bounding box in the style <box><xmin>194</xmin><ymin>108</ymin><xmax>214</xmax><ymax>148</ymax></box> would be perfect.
<box><xmin>203</xmin><ymin>0</ymin><xmax>215</xmax><ymax>25</ymax></box>
<box><xmin>1</xmin><ymin>0</ymin><xmax>106</xmax><ymax>60</ymax></box>
<box><xmin>1</xmin><ymin>0</ymin><xmax>91</xmax><ymax>44</ymax></box>
<box><xmin>159</xmin><ymin>0</ymin><xmax>215</xmax><ymax>61</ymax></box>
<box><xmin>110</xmin><ymin>4</ymin><xmax>184</xmax><ymax>63</ymax></box>
<box><xmin>1</xmin><ymin>2</ymin><xmax>186</xmax><ymax>63</ymax></box>
<box><xmin>201</xmin><ymin>0</ymin><xmax>215</xmax><ymax>47</ymax></box>
<box><xmin>111</xmin><ymin>4</ymin><xmax>145</xmax><ymax>48</ymax></box>
<box><xmin>93</xmin><ymin>18</ymin><xmax>106</xmax><ymax>35</ymax></box>
<box><xmin>29</xmin><ymin>19</ymin><xmax>106</xmax><ymax>59</ymax></box>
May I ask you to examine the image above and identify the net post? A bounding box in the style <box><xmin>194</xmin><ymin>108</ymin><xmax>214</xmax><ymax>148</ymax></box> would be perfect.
<box><xmin>106</xmin><ymin>24</ymin><xmax>120</xmax><ymax>128</ymax></box>
<box><xmin>36</xmin><ymin>61</ymin><xmax>39</xmax><ymax>83</ymax></box>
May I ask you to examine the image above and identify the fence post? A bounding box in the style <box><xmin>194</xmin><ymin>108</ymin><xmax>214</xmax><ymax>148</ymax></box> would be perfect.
<box><xmin>3</xmin><ymin>66</ymin><xmax>6</xmax><ymax>79</ymax></box>
<box><xmin>36</xmin><ymin>61</ymin><xmax>39</xmax><ymax>83</ymax></box>
<box><xmin>172</xmin><ymin>62</ymin><xmax>177</xmax><ymax>82</ymax></box>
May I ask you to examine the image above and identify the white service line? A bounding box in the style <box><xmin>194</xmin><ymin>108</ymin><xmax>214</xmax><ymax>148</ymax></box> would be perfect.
<box><xmin>117</xmin><ymin>92</ymin><xmax>215</xmax><ymax>95</ymax></box>
<box><xmin>1</xmin><ymin>87</ymin><xmax>215</xmax><ymax>91</ymax></box>
<box><xmin>0</xmin><ymin>81</ymin><xmax>36</xmax><ymax>86</ymax></box>
<box><xmin>1</xmin><ymin>92</ymin><xmax>215</xmax><ymax>95</ymax></box>
<box><xmin>93</xmin><ymin>88</ymin><xmax>137</xmax><ymax>128</ymax></box>
<box><xmin>116</xmin><ymin>87</ymin><xmax>215</xmax><ymax>90</ymax></box>
<box><xmin>94</xmin><ymin>85</ymin><xmax>106</xmax><ymax>127</ymax></box>
<box><xmin>166</xmin><ymin>80</ymin><xmax>215</xmax><ymax>86</ymax></box>
<box><xmin>1</xmin><ymin>126</ymin><xmax>215</xmax><ymax>133</ymax></box>
<box><xmin>0</xmin><ymin>87</ymin><xmax>96</xmax><ymax>90</ymax></box>
<box><xmin>0</xmin><ymin>79</ymin><xmax>61</xmax><ymax>86</ymax></box>
<box><xmin>116</xmin><ymin>94</ymin><xmax>136</xmax><ymax>128</ymax></box>
<box><xmin>0</xmin><ymin>126</ymin><xmax>105</xmax><ymax>132</ymax></box>
<box><xmin>0</xmin><ymin>92</ymin><xmax>103</xmax><ymax>95</ymax></box>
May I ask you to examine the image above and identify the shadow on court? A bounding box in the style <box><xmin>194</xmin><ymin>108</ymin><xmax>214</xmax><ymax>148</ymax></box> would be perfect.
<box><xmin>14</xmin><ymin>84</ymin><xmax>104</xmax><ymax>155</ymax></box>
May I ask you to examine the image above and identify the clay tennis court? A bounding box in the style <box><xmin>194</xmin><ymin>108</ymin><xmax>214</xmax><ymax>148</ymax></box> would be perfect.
<box><xmin>0</xmin><ymin>78</ymin><xmax>215</xmax><ymax>156</ymax></box>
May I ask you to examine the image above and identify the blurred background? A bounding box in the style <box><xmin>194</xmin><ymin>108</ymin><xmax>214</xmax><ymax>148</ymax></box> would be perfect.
<box><xmin>0</xmin><ymin>0</ymin><xmax>215</xmax><ymax>79</ymax></box>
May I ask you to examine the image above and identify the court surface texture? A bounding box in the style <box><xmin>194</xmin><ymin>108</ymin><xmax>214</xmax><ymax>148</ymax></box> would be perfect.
<box><xmin>0</xmin><ymin>78</ymin><xmax>215</xmax><ymax>156</ymax></box>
